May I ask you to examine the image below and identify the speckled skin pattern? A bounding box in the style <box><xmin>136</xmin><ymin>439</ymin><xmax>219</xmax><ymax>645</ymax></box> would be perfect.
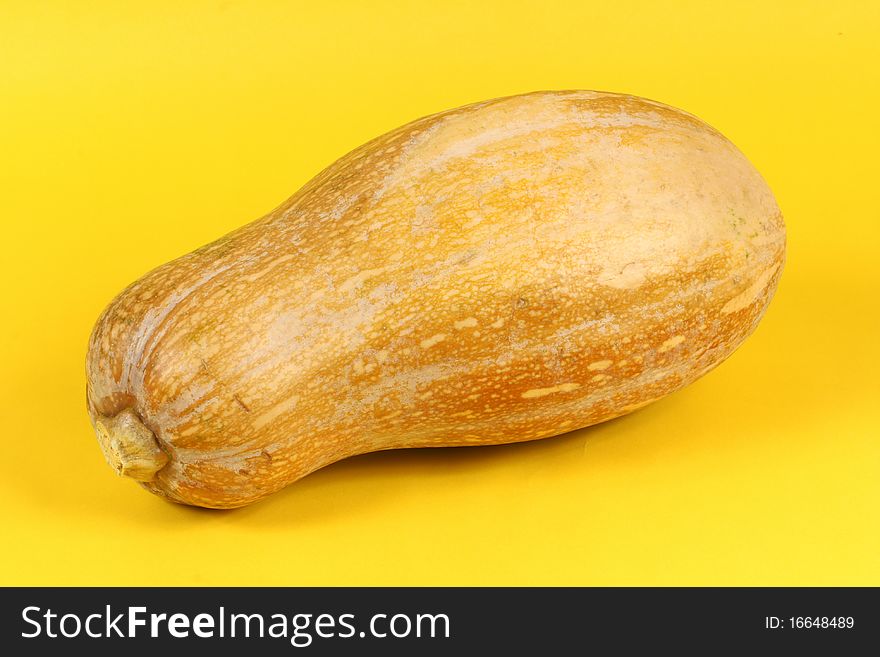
<box><xmin>86</xmin><ymin>91</ymin><xmax>786</xmax><ymax>508</ymax></box>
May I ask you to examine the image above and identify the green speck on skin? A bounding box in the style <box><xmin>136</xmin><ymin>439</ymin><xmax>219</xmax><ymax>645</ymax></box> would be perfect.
<box><xmin>728</xmin><ymin>209</ymin><xmax>747</xmax><ymax>229</ymax></box>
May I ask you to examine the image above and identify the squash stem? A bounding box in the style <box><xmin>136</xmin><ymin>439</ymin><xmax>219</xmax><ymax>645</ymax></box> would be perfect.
<box><xmin>94</xmin><ymin>409</ymin><xmax>168</xmax><ymax>481</ymax></box>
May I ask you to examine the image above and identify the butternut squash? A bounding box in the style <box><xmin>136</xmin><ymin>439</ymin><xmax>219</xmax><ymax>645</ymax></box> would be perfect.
<box><xmin>86</xmin><ymin>90</ymin><xmax>785</xmax><ymax>508</ymax></box>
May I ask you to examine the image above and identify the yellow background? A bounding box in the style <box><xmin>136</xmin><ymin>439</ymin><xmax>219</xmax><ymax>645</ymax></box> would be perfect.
<box><xmin>1</xmin><ymin>0</ymin><xmax>877</xmax><ymax>586</ymax></box>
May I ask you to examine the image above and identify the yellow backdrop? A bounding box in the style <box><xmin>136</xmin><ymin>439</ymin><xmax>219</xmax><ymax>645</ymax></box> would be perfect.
<box><xmin>1</xmin><ymin>0</ymin><xmax>877</xmax><ymax>585</ymax></box>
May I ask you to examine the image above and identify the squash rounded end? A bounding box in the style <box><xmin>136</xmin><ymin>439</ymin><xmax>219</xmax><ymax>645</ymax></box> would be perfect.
<box><xmin>94</xmin><ymin>409</ymin><xmax>168</xmax><ymax>482</ymax></box>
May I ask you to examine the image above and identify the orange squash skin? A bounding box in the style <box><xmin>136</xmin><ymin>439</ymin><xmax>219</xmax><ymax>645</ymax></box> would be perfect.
<box><xmin>86</xmin><ymin>91</ymin><xmax>785</xmax><ymax>508</ymax></box>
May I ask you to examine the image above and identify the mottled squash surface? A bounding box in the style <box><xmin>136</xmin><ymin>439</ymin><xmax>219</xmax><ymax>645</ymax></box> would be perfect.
<box><xmin>87</xmin><ymin>91</ymin><xmax>785</xmax><ymax>508</ymax></box>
